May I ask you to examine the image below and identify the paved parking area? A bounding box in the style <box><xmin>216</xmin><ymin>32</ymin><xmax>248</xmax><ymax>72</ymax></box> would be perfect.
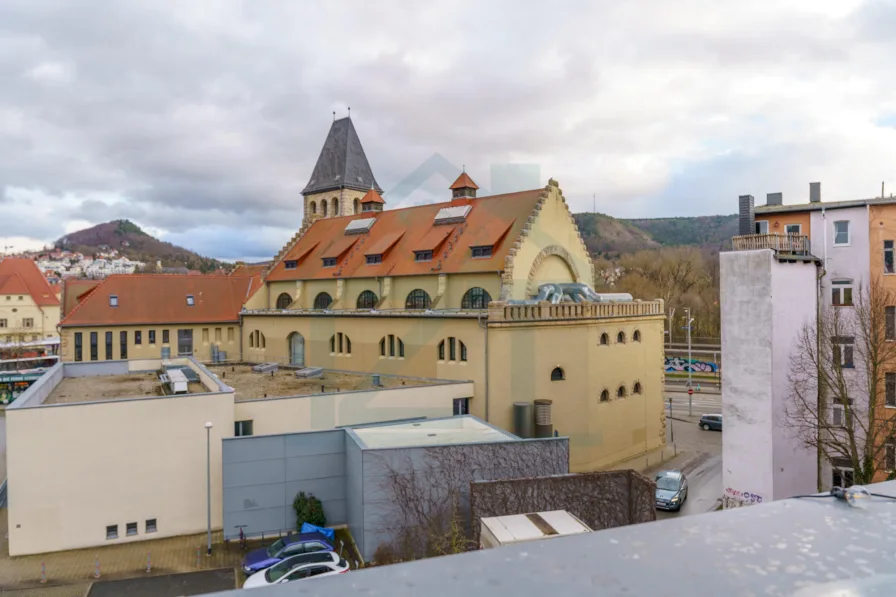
<box><xmin>87</xmin><ymin>569</ymin><xmax>235</xmax><ymax>597</ymax></box>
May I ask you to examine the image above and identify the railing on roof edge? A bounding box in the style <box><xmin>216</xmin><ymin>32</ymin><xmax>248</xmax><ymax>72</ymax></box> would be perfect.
<box><xmin>731</xmin><ymin>233</ymin><xmax>810</xmax><ymax>255</ymax></box>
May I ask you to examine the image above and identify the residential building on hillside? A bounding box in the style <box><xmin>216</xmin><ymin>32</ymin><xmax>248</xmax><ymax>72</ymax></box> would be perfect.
<box><xmin>723</xmin><ymin>184</ymin><xmax>896</xmax><ymax>507</ymax></box>
<box><xmin>0</xmin><ymin>257</ymin><xmax>61</xmax><ymax>343</ymax></box>
<box><xmin>241</xmin><ymin>117</ymin><xmax>667</xmax><ymax>473</ymax></box>
<box><xmin>57</xmin><ymin>275</ymin><xmax>258</xmax><ymax>362</ymax></box>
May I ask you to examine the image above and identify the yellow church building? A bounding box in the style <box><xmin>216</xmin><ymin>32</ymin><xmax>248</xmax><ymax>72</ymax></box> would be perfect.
<box><xmin>241</xmin><ymin>117</ymin><xmax>667</xmax><ymax>472</ymax></box>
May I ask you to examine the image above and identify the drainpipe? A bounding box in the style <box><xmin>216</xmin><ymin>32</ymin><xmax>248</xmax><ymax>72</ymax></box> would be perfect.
<box><xmin>478</xmin><ymin>311</ymin><xmax>490</xmax><ymax>422</ymax></box>
<box><xmin>817</xmin><ymin>206</ymin><xmax>827</xmax><ymax>491</ymax></box>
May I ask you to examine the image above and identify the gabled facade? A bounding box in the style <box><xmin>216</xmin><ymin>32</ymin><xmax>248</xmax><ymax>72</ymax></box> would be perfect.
<box><xmin>0</xmin><ymin>257</ymin><xmax>61</xmax><ymax>343</ymax></box>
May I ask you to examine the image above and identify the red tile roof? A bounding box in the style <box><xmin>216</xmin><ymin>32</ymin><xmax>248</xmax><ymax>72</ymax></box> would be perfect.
<box><xmin>266</xmin><ymin>189</ymin><xmax>543</xmax><ymax>281</ymax></box>
<box><xmin>60</xmin><ymin>275</ymin><xmax>255</xmax><ymax>327</ymax></box>
<box><xmin>449</xmin><ymin>172</ymin><xmax>479</xmax><ymax>190</ymax></box>
<box><xmin>0</xmin><ymin>258</ymin><xmax>60</xmax><ymax>306</ymax></box>
<box><xmin>231</xmin><ymin>264</ymin><xmax>266</xmax><ymax>301</ymax></box>
<box><xmin>360</xmin><ymin>188</ymin><xmax>385</xmax><ymax>204</ymax></box>
<box><xmin>61</xmin><ymin>279</ymin><xmax>102</xmax><ymax>317</ymax></box>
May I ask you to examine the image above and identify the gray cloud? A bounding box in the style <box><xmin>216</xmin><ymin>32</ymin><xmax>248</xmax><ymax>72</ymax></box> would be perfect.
<box><xmin>2</xmin><ymin>0</ymin><xmax>896</xmax><ymax>258</ymax></box>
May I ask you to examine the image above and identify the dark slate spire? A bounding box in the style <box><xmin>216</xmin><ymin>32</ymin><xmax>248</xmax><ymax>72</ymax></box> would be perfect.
<box><xmin>302</xmin><ymin>117</ymin><xmax>382</xmax><ymax>195</ymax></box>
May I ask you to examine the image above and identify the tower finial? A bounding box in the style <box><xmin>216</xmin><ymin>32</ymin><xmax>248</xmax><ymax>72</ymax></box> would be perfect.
<box><xmin>348</xmin><ymin>106</ymin><xmax>351</xmax><ymax>118</ymax></box>
<box><xmin>462</xmin><ymin>164</ymin><xmax>465</xmax><ymax>173</ymax></box>
<box><xmin>332</xmin><ymin>111</ymin><xmax>336</xmax><ymax>122</ymax></box>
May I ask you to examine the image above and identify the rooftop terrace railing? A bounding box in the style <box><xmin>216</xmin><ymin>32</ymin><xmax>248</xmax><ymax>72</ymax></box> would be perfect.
<box><xmin>731</xmin><ymin>233</ymin><xmax>810</xmax><ymax>255</ymax></box>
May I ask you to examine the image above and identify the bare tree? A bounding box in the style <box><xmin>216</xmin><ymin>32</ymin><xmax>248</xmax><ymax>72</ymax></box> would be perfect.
<box><xmin>786</xmin><ymin>282</ymin><xmax>896</xmax><ymax>487</ymax></box>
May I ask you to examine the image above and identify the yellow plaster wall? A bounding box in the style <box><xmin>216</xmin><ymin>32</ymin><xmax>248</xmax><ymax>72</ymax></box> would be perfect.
<box><xmin>59</xmin><ymin>323</ymin><xmax>239</xmax><ymax>363</ymax></box>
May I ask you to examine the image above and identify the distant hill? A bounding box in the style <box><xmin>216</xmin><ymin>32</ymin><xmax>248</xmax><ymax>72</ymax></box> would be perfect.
<box><xmin>56</xmin><ymin>220</ymin><xmax>232</xmax><ymax>273</ymax></box>
<box><xmin>572</xmin><ymin>213</ymin><xmax>738</xmax><ymax>255</ymax></box>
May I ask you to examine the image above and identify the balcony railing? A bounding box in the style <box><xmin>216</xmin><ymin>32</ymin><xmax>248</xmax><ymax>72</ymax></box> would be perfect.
<box><xmin>732</xmin><ymin>233</ymin><xmax>810</xmax><ymax>255</ymax></box>
<box><xmin>488</xmin><ymin>299</ymin><xmax>664</xmax><ymax>322</ymax></box>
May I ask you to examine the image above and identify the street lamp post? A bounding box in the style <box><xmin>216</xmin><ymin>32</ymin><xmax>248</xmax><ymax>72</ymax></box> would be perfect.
<box><xmin>668</xmin><ymin>397</ymin><xmax>674</xmax><ymax>442</ymax></box>
<box><xmin>205</xmin><ymin>421</ymin><xmax>213</xmax><ymax>556</ymax></box>
<box><xmin>685</xmin><ymin>309</ymin><xmax>694</xmax><ymax>416</ymax></box>
<box><xmin>667</xmin><ymin>307</ymin><xmax>676</xmax><ymax>349</ymax></box>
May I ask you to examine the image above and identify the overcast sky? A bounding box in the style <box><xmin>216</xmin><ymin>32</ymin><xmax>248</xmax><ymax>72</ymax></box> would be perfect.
<box><xmin>3</xmin><ymin>0</ymin><xmax>896</xmax><ymax>261</ymax></box>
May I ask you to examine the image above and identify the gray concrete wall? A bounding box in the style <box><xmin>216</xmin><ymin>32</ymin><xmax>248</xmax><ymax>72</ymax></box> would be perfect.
<box><xmin>344</xmin><ymin>431</ymin><xmax>365</xmax><ymax>556</ymax></box>
<box><xmin>222</xmin><ymin>430</ymin><xmax>347</xmax><ymax>539</ymax></box>
<box><xmin>359</xmin><ymin>438</ymin><xmax>569</xmax><ymax>561</ymax></box>
<box><xmin>62</xmin><ymin>360</ymin><xmax>130</xmax><ymax>378</ymax></box>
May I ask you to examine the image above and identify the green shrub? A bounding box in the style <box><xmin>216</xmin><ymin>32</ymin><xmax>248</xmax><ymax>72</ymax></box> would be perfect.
<box><xmin>293</xmin><ymin>491</ymin><xmax>327</xmax><ymax>529</ymax></box>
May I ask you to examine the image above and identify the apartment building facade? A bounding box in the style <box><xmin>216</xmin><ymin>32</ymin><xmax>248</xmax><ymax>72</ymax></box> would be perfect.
<box><xmin>724</xmin><ymin>184</ymin><xmax>896</xmax><ymax>506</ymax></box>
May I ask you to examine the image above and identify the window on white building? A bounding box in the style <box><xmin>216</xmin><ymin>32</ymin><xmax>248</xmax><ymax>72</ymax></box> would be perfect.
<box><xmin>833</xmin><ymin>220</ymin><xmax>850</xmax><ymax>245</ymax></box>
<box><xmin>832</xmin><ymin>336</ymin><xmax>855</xmax><ymax>369</ymax></box>
<box><xmin>831</xmin><ymin>280</ymin><xmax>853</xmax><ymax>306</ymax></box>
<box><xmin>832</xmin><ymin>399</ymin><xmax>854</xmax><ymax>428</ymax></box>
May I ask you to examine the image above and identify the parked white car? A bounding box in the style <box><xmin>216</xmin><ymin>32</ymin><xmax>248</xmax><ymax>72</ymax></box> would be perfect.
<box><xmin>243</xmin><ymin>551</ymin><xmax>349</xmax><ymax>588</ymax></box>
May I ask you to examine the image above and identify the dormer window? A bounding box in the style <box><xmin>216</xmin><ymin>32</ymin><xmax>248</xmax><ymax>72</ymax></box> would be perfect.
<box><xmin>284</xmin><ymin>260</ymin><xmax>297</xmax><ymax>270</ymax></box>
<box><xmin>366</xmin><ymin>254</ymin><xmax>383</xmax><ymax>265</ymax></box>
<box><xmin>186</xmin><ymin>295</ymin><xmax>195</xmax><ymax>306</ymax></box>
<box><xmin>471</xmin><ymin>246</ymin><xmax>493</xmax><ymax>258</ymax></box>
<box><xmin>322</xmin><ymin>257</ymin><xmax>337</xmax><ymax>268</ymax></box>
<box><xmin>109</xmin><ymin>295</ymin><xmax>118</xmax><ymax>307</ymax></box>
<box><xmin>415</xmin><ymin>250</ymin><xmax>433</xmax><ymax>262</ymax></box>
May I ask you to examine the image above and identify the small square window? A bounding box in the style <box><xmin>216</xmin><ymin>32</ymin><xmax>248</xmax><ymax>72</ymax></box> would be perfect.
<box><xmin>186</xmin><ymin>295</ymin><xmax>195</xmax><ymax>306</ymax></box>
<box><xmin>109</xmin><ymin>295</ymin><xmax>118</xmax><ymax>307</ymax></box>
<box><xmin>106</xmin><ymin>525</ymin><xmax>118</xmax><ymax>540</ymax></box>
<box><xmin>834</xmin><ymin>220</ymin><xmax>850</xmax><ymax>245</ymax></box>
<box><xmin>755</xmin><ymin>220</ymin><xmax>769</xmax><ymax>234</ymax></box>
<box><xmin>785</xmin><ymin>224</ymin><xmax>801</xmax><ymax>235</ymax></box>
<box><xmin>146</xmin><ymin>518</ymin><xmax>157</xmax><ymax>533</ymax></box>
<box><xmin>234</xmin><ymin>420</ymin><xmax>254</xmax><ymax>436</ymax></box>
<box><xmin>471</xmin><ymin>246</ymin><xmax>493</xmax><ymax>258</ymax></box>
<box><xmin>366</xmin><ymin>254</ymin><xmax>383</xmax><ymax>264</ymax></box>
<box><xmin>414</xmin><ymin>250</ymin><xmax>432</xmax><ymax>262</ymax></box>
<box><xmin>284</xmin><ymin>260</ymin><xmax>298</xmax><ymax>270</ymax></box>
<box><xmin>126</xmin><ymin>522</ymin><xmax>138</xmax><ymax>536</ymax></box>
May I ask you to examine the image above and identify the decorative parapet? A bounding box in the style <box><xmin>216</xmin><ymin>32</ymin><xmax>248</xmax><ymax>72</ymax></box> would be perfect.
<box><xmin>731</xmin><ymin>234</ymin><xmax>810</xmax><ymax>255</ymax></box>
<box><xmin>242</xmin><ymin>298</ymin><xmax>665</xmax><ymax>321</ymax></box>
<box><xmin>487</xmin><ymin>298</ymin><xmax>665</xmax><ymax>322</ymax></box>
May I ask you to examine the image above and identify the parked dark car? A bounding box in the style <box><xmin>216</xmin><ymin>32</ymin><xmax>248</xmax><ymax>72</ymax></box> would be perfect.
<box><xmin>242</xmin><ymin>532</ymin><xmax>334</xmax><ymax>575</ymax></box>
<box><xmin>699</xmin><ymin>414</ymin><xmax>722</xmax><ymax>431</ymax></box>
<box><xmin>655</xmin><ymin>470</ymin><xmax>688</xmax><ymax>511</ymax></box>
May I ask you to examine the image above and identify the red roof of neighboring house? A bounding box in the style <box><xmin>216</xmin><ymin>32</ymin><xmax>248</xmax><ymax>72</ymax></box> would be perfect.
<box><xmin>231</xmin><ymin>264</ymin><xmax>267</xmax><ymax>300</ymax></box>
<box><xmin>266</xmin><ymin>189</ymin><xmax>542</xmax><ymax>281</ymax></box>
<box><xmin>60</xmin><ymin>275</ymin><xmax>255</xmax><ymax>327</ymax></box>
<box><xmin>61</xmin><ymin>279</ymin><xmax>102</xmax><ymax>317</ymax></box>
<box><xmin>0</xmin><ymin>258</ymin><xmax>61</xmax><ymax>306</ymax></box>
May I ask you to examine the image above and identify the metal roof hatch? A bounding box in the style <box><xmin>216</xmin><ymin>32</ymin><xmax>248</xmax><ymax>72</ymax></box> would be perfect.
<box><xmin>344</xmin><ymin>218</ymin><xmax>377</xmax><ymax>235</ymax></box>
<box><xmin>434</xmin><ymin>205</ymin><xmax>472</xmax><ymax>225</ymax></box>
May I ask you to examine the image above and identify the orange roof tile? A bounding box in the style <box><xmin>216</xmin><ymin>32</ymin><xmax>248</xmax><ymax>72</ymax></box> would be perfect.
<box><xmin>0</xmin><ymin>258</ymin><xmax>61</xmax><ymax>306</ymax></box>
<box><xmin>230</xmin><ymin>263</ymin><xmax>267</xmax><ymax>302</ymax></box>
<box><xmin>60</xmin><ymin>275</ymin><xmax>254</xmax><ymax>327</ymax></box>
<box><xmin>321</xmin><ymin>236</ymin><xmax>359</xmax><ymax>260</ymax></box>
<box><xmin>413</xmin><ymin>226</ymin><xmax>454</xmax><ymax>252</ymax></box>
<box><xmin>449</xmin><ymin>172</ymin><xmax>479</xmax><ymax>190</ymax></box>
<box><xmin>360</xmin><ymin>188</ymin><xmax>385</xmax><ymax>204</ymax></box>
<box><xmin>266</xmin><ymin>188</ymin><xmax>543</xmax><ymax>281</ymax></box>
<box><xmin>61</xmin><ymin>279</ymin><xmax>102</xmax><ymax>317</ymax></box>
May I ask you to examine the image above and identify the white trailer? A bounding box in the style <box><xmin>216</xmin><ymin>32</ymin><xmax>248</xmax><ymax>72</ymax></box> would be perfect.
<box><xmin>479</xmin><ymin>510</ymin><xmax>592</xmax><ymax>549</ymax></box>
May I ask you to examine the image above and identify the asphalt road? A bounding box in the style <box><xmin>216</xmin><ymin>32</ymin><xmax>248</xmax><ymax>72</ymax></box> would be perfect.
<box><xmin>87</xmin><ymin>569</ymin><xmax>236</xmax><ymax>597</ymax></box>
<box><xmin>664</xmin><ymin>390</ymin><xmax>721</xmax><ymax>418</ymax></box>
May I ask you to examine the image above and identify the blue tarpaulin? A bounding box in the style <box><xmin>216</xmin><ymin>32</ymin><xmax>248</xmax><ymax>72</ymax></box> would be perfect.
<box><xmin>301</xmin><ymin>523</ymin><xmax>335</xmax><ymax>541</ymax></box>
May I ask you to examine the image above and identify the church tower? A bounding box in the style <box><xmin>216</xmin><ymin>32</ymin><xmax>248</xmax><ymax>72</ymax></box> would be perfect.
<box><xmin>302</xmin><ymin>117</ymin><xmax>383</xmax><ymax>228</ymax></box>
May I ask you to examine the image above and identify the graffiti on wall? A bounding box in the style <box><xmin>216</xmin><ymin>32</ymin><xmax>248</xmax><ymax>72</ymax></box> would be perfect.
<box><xmin>664</xmin><ymin>356</ymin><xmax>718</xmax><ymax>374</ymax></box>
<box><xmin>723</xmin><ymin>487</ymin><xmax>763</xmax><ymax>509</ymax></box>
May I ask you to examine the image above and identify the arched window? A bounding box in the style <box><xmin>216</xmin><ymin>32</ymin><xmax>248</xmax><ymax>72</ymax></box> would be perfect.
<box><xmin>617</xmin><ymin>385</ymin><xmax>627</xmax><ymax>398</ymax></box>
<box><xmin>405</xmin><ymin>289</ymin><xmax>432</xmax><ymax>310</ymax></box>
<box><xmin>249</xmin><ymin>333</ymin><xmax>254</xmax><ymax>348</ymax></box>
<box><xmin>633</xmin><ymin>382</ymin><xmax>642</xmax><ymax>394</ymax></box>
<box><xmin>633</xmin><ymin>329</ymin><xmax>641</xmax><ymax>342</ymax></box>
<box><xmin>276</xmin><ymin>293</ymin><xmax>292</xmax><ymax>310</ymax></box>
<box><xmin>617</xmin><ymin>331</ymin><xmax>626</xmax><ymax>344</ymax></box>
<box><xmin>600</xmin><ymin>390</ymin><xmax>610</xmax><ymax>402</ymax></box>
<box><xmin>309</xmin><ymin>200</ymin><xmax>317</xmax><ymax>215</ymax></box>
<box><xmin>322</xmin><ymin>201</ymin><xmax>328</xmax><ymax>217</ymax></box>
<box><xmin>599</xmin><ymin>333</ymin><xmax>609</xmax><ymax>346</ymax></box>
<box><xmin>461</xmin><ymin>287</ymin><xmax>492</xmax><ymax>309</ymax></box>
<box><xmin>251</xmin><ymin>330</ymin><xmax>265</xmax><ymax>349</ymax></box>
<box><xmin>353</xmin><ymin>198</ymin><xmax>360</xmax><ymax>214</ymax></box>
<box><xmin>460</xmin><ymin>341</ymin><xmax>467</xmax><ymax>362</ymax></box>
<box><xmin>314</xmin><ymin>292</ymin><xmax>333</xmax><ymax>310</ymax></box>
<box><xmin>357</xmin><ymin>290</ymin><xmax>378</xmax><ymax>309</ymax></box>
<box><xmin>331</xmin><ymin>197</ymin><xmax>339</xmax><ymax>216</ymax></box>
<box><xmin>551</xmin><ymin>367</ymin><xmax>565</xmax><ymax>381</ymax></box>
<box><xmin>438</xmin><ymin>340</ymin><xmax>445</xmax><ymax>360</ymax></box>
<box><xmin>330</xmin><ymin>333</ymin><xmax>351</xmax><ymax>355</ymax></box>
<box><xmin>380</xmin><ymin>335</ymin><xmax>404</xmax><ymax>358</ymax></box>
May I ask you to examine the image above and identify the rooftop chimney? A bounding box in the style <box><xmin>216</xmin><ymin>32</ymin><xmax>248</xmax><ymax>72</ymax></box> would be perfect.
<box><xmin>766</xmin><ymin>192</ymin><xmax>783</xmax><ymax>206</ymax></box>
<box><xmin>810</xmin><ymin>182</ymin><xmax>821</xmax><ymax>203</ymax></box>
<box><xmin>738</xmin><ymin>195</ymin><xmax>755</xmax><ymax>236</ymax></box>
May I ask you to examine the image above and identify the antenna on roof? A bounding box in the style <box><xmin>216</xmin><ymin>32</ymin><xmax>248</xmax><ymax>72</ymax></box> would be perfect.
<box><xmin>462</xmin><ymin>164</ymin><xmax>466</xmax><ymax>173</ymax></box>
<box><xmin>348</xmin><ymin>106</ymin><xmax>351</xmax><ymax>118</ymax></box>
<box><xmin>332</xmin><ymin>111</ymin><xmax>336</xmax><ymax>122</ymax></box>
